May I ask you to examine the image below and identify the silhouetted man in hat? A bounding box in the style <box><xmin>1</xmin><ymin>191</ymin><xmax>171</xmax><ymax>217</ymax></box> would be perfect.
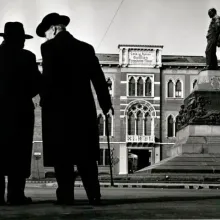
<box><xmin>36</xmin><ymin>13</ymin><xmax>113</xmax><ymax>205</ymax></box>
<box><xmin>205</xmin><ymin>8</ymin><xmax>220</xmax><ymax>70</ymax></box>
<box><xmin>0</xmin><ymin>22</ymin><xmax>41</xmax><ymax>205</ymax></box>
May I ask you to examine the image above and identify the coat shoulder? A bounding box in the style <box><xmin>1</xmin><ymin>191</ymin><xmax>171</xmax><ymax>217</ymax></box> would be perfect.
<box><xmin>40</xmin><ymin>39</ymin><xmax>53</xmax><ymax>52</ymax></box>
<box><xmin>22</xmin><ymin>49</ymin><xmax>36</xmax><ymax>60</ymax></box>
<box><xmin>74</xmin><ymin>39</ymin><xmax>95</xmax><ymax>54</ymax></box>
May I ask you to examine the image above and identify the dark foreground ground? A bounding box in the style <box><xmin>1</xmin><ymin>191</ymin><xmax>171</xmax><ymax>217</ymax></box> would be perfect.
<box><xmin>1</xmin><ymin>187</ymin><xmax>220</xmax><ymax>219</ymax></box>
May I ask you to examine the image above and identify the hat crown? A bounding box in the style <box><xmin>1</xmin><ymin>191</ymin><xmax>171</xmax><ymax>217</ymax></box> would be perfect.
<box><xmin>42</xmin><ymin>13</ymin><xmax>69</xmax><ymax>26</ymax></box>
<box><xmin>36</xmin><ymin>12</ymin><xmax>70</xmax><ymax>37</ymax></box>
<box><xmin>0</xmin><ymin>22</ymin><xmax>33</xmax><ymax>39</ymax></box>
<box><xmin>4</xmin><ymin>22</ymin><xmax>25</xmax><ymax>37</ymax></box>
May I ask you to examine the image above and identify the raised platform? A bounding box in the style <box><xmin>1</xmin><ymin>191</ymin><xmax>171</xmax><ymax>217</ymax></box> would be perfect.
<box><xmin>137</xmin><ymin>124</ymin><xmax>220</xmax><ymax>174</ymax></box>
<box><xmin>136</xmin><ymin>154</ymin><xmax>220</xmax><ymax>174</ymax></box>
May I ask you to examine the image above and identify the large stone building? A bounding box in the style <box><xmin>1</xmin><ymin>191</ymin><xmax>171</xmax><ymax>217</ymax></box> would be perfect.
<box><xmin>31</xmin><ymin>44</ymin><xmax>207</xmax><ymax>178</ymax></box>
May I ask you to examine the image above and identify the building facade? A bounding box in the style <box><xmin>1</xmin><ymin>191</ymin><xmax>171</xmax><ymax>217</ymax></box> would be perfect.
<box><xmin>31</xmin><ymin>44</ymin><xmax>206</xmax><ymax>178</ymax></box>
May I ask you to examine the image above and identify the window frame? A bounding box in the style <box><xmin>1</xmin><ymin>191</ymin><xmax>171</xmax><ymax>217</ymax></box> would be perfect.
<box><xmin>127</xmin><ymin>74</ymin><xmax>154</xmax><ymax>97</ymax></box>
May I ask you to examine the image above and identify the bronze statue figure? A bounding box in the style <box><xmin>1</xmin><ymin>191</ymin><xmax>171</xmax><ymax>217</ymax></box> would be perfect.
<box><xmin>205</xmin><ymin>8</ymin><xmax>220</xmax><ymax>70</ymax></box>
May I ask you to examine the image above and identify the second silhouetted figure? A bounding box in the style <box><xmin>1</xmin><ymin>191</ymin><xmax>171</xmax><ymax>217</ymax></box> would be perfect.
<box><xmin>36</xmin><ymin>13</ymin><xmax>113</xmax><ymax>205</ymax></box>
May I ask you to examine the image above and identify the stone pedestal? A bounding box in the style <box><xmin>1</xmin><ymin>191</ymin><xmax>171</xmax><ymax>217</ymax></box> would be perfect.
<box><xmin>170</xmin><ymin>125</ymin><xmax>220</xmax><ymax>157</ymax></box>
<box><xmin>137</xmin><ymin>70</ymin><xmax>220</xmax><ymax>174</ymax></box>
<box><xmin>173</xmin><ymin>70</ymin><xmax>220</xmax><ymax>156</ymax></box>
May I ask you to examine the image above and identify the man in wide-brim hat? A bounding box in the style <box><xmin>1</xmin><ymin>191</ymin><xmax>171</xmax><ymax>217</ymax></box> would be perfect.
<box><xmin>36</xmin><ymin>13</ymin><xmax>113</xmax><ymax>205</ymax></box>
<box><xmin>36</xmin><ymin>13</ymin><xmax>70</xmax><ymax>38</ymax></box>
<box><xmin>0</xmin><ymin>22</ymin><xmax>41</xmax><ymax>205</ymax></box>
<box><xmin>0</xmin><ymin>22</ymin><xmax>33</xmax><ymax>39</ymax></box>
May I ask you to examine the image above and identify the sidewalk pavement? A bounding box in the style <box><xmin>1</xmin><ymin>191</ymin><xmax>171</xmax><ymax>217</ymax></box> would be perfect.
<box><xmin>26</xmin><ymin>180</ymin><xmax>220</xmax><ymax>190</ymax></box>
<box><xmin>3</xmin><ymin>188</ymin><xmax>220</xmax><ymax>219</ymax></box>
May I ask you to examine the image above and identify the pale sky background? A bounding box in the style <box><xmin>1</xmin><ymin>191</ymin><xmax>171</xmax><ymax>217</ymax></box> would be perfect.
<box><xmin>0</xmin><ymin>0</ymin><xmax>220</xmax><ymax>59</ymax></box>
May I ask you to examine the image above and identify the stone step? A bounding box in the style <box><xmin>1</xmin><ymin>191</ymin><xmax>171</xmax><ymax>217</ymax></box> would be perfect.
<box><xmin>151</xmin><ymin>168</ymin><xmax>220</xmax><ymax>173</ymax></box>
<box><xmin>137</xmin><ymin>154</ymin><xmax>220</xmax><ymax>174</ymax></box>
<box><xmin>206</xmin><ymin>137</ymin><xmax>220</xmax><ymax>143</ymax></box>
<box><xmin>175</xmin><ymin>153</ymin><xmax>220</xmax><ymax>157</ymax></box>
<box><xmin>171</xmin><ymin>158</ymin><xmax>220</xmax><ymax>162</ymax></box>
<box><xmin>160</xmin><ymin>162</ymin><xmax>220</xmax><ymax>165</ymax></box>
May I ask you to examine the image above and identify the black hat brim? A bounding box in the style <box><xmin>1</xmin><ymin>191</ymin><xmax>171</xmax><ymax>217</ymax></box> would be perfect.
<box><xmin>0</xmin><ymin>33</ymin><xmax>33</xmax><ymax>39</ymax></box>
<box><xmin>36</xmin><ymin>15</ymin><xmax>70</xmax><ymax>37</ymax></box>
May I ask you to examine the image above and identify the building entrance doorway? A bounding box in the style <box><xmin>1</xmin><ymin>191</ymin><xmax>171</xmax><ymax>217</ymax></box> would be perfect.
<box><xmin>128</xmin><ymin>149</ymin><xmax>151</xmax><ymax>173</ymax></box>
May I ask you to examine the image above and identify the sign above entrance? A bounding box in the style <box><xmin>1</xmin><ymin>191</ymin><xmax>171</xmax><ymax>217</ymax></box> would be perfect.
<box><xmin>118</xmin><ymin>45</ymin><xmax>163</xmax><ymax>68</ymax></box>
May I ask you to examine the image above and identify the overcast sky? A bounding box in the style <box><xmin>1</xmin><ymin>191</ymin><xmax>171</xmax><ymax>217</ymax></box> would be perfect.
<box><xmin>0</xmin><ymin>0</ymin><xmax>220</xmax><ymax>59</ymax></box>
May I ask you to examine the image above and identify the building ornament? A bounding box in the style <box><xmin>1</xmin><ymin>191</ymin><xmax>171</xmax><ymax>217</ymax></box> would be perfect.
<box><xmin>118</xmin><ymin>45</ymin><xmax>163</xmax><ymax>68</ymax></box>
<box><xmin>176</xmin><ymin>94</ymin><xmax>220</xmax><ymax>131</ymax></box>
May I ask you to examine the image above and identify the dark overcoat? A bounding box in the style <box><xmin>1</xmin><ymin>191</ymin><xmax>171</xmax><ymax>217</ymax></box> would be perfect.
<box><xmin>40</xmin><ymin>31</ymin><xmax>112</xmax><ymax>167</ymax></box>
<box><xmin>0</xmin><ymin>42</ymin><xmax>41</xmax><ymax>177</ymax></box>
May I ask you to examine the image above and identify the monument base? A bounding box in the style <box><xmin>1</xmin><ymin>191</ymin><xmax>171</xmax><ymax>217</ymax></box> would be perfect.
<box><xmin>170</xmin><ymin>125</ymin><xmax>220</xmax><ymax>156</ymax></box>
<box><xmin>137</xmin><ymin>125</ymin><xmax>220</xmax><ymax>174</ymax></box>
<box><xmin>137</xmin><ymin>70</ymin><xmax>220</xmax><ymax>174</ymax></box>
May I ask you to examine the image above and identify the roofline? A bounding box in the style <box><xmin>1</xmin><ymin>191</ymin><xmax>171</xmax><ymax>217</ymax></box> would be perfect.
<box><xmin>118</xmin><ymin>44</ymin><xmax>164</xmax><ymax>48</ymax></box>
<box><xmin>36</xmin><ymin>59</ymin><xmax>206</xmax><ymax>66</ymax></box>
<box><xmin>162</xmin><ymin>62</ymin><xmax>206</xmax><ymax>66</ymax></box>
<box><xmin>163</xmin><ymin>55</ymin><xmax>204</xmax><ymax>57</ymax></box>
<box><xmin>99</xmin><ymin>61</ymin><xmax>119</xmax><ymax>64</ymax></box>
<box><xmin>96</xmin><ymin>53</ymin><xmax>119</xmax><ymax>55</ymax></box>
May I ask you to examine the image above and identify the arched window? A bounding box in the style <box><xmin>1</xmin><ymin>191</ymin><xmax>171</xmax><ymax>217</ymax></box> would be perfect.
<box><xmin>137</xmin><ymin>77</ymin><xmax>144</xmax><ymax>96</ymax></box>
<box><xmin>144</xmin><ymin>112</ymin><xmax>151</xmax><ymax>136</ymax></box>
<box><xmin>168</xmin><ymin>80</ymin><xmax>174</xmax><ymax>97</ymax></box>
<box><xmin>175</xmin><ymin>80</ymin><xmax>182</xmax><ymax>98</ymax></box>
<box><xmin>145</xmin><ymin>77</ymin><xmax>152</xmax><ymax>96</ymax></box>
<box><xmin>129</xmin><ymin>77</ymin><xmax>136</xmax><ymax>96</ymax></box>
<box><xmin>106</xmin><ymin>114</ymin><xmax>112</xmax><ymax>136</ymax></box>
<box><xmin>167</xmin><ymin>115</ymin><xmax>174</xmax><ymax>137</ymax></box>
<box><xmin>128</xmin><ymin>112</ymin><xmax>135</xmax><ymax>135</ymax></box>
<box><xmin>127</xmin><ymin>102</ymin><xmax>155</xmax><ymax>138</ymax></box>
<box><xmin>136</xmin><ymin>111</ymin><xmax>143</xmax><ymax>135</ymax></box>
<box><xmin>193</xmin><ymin>79</ymin><xmax>197</xmax><ymax>89</ymax></box>
<box><xmin>106</xmin><ymin>78</ymin><xmax>113</xmax><ymax>96</ymax></box>
<box><xmin>97</xmin><ymin>114</ymin><xmax>104</xmax><ymax>136</ymax></box>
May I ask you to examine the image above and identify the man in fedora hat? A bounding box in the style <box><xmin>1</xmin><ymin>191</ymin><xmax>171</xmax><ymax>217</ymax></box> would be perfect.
<box><xmin>0</xmin><ymin>22</ymin><xmax>41</xmax><ymax>205</ymax></box>
<box><xmin>36</xmin><ymin>13</ymin><xmax>113</xmax><ymax>205</ymax></box>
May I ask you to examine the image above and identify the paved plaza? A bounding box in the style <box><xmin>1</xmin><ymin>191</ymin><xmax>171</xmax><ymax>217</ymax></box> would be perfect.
<box><xmin>1</xmin><ymin>187</ymin><xmax>220</xmax><ymax>219</ymax></box>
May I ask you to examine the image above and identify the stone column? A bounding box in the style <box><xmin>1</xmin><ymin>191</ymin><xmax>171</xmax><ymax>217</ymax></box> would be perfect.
<box><xmin>31</xmin><ymin>98</ymin><xmax>45</xmax><ymax>179</ymax></box>
<box><xmin>31</xmin><ymin>142</ymin><xmax>45</xmax><ymax>179</ymax></box>
<box><xmin>154</xmin><ymin>145</ymin><xmax>160</xmax><ymax>163</ymax></box>
<box><xmin>151</xmin><ymin>117</ymin><xmax>155</xmax><ymax>136</ymax></box>
<box><xmin>119</xmin><ymin>143</ymin><xmax>128</xmax><ymax>174</ymax></box>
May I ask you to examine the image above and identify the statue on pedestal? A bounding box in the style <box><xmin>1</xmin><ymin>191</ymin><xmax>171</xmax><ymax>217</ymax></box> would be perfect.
<box><xmin>205</xmin><ymin>8</ymin><xmax>220</xmax><ymax>70</ymax></box>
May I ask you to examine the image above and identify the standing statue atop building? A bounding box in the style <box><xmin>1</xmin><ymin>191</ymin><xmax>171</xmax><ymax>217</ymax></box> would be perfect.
<box><xmin>205</xmin><ymin>8</ymin><xmax>220</xmax><ymax>70</ymax></box>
